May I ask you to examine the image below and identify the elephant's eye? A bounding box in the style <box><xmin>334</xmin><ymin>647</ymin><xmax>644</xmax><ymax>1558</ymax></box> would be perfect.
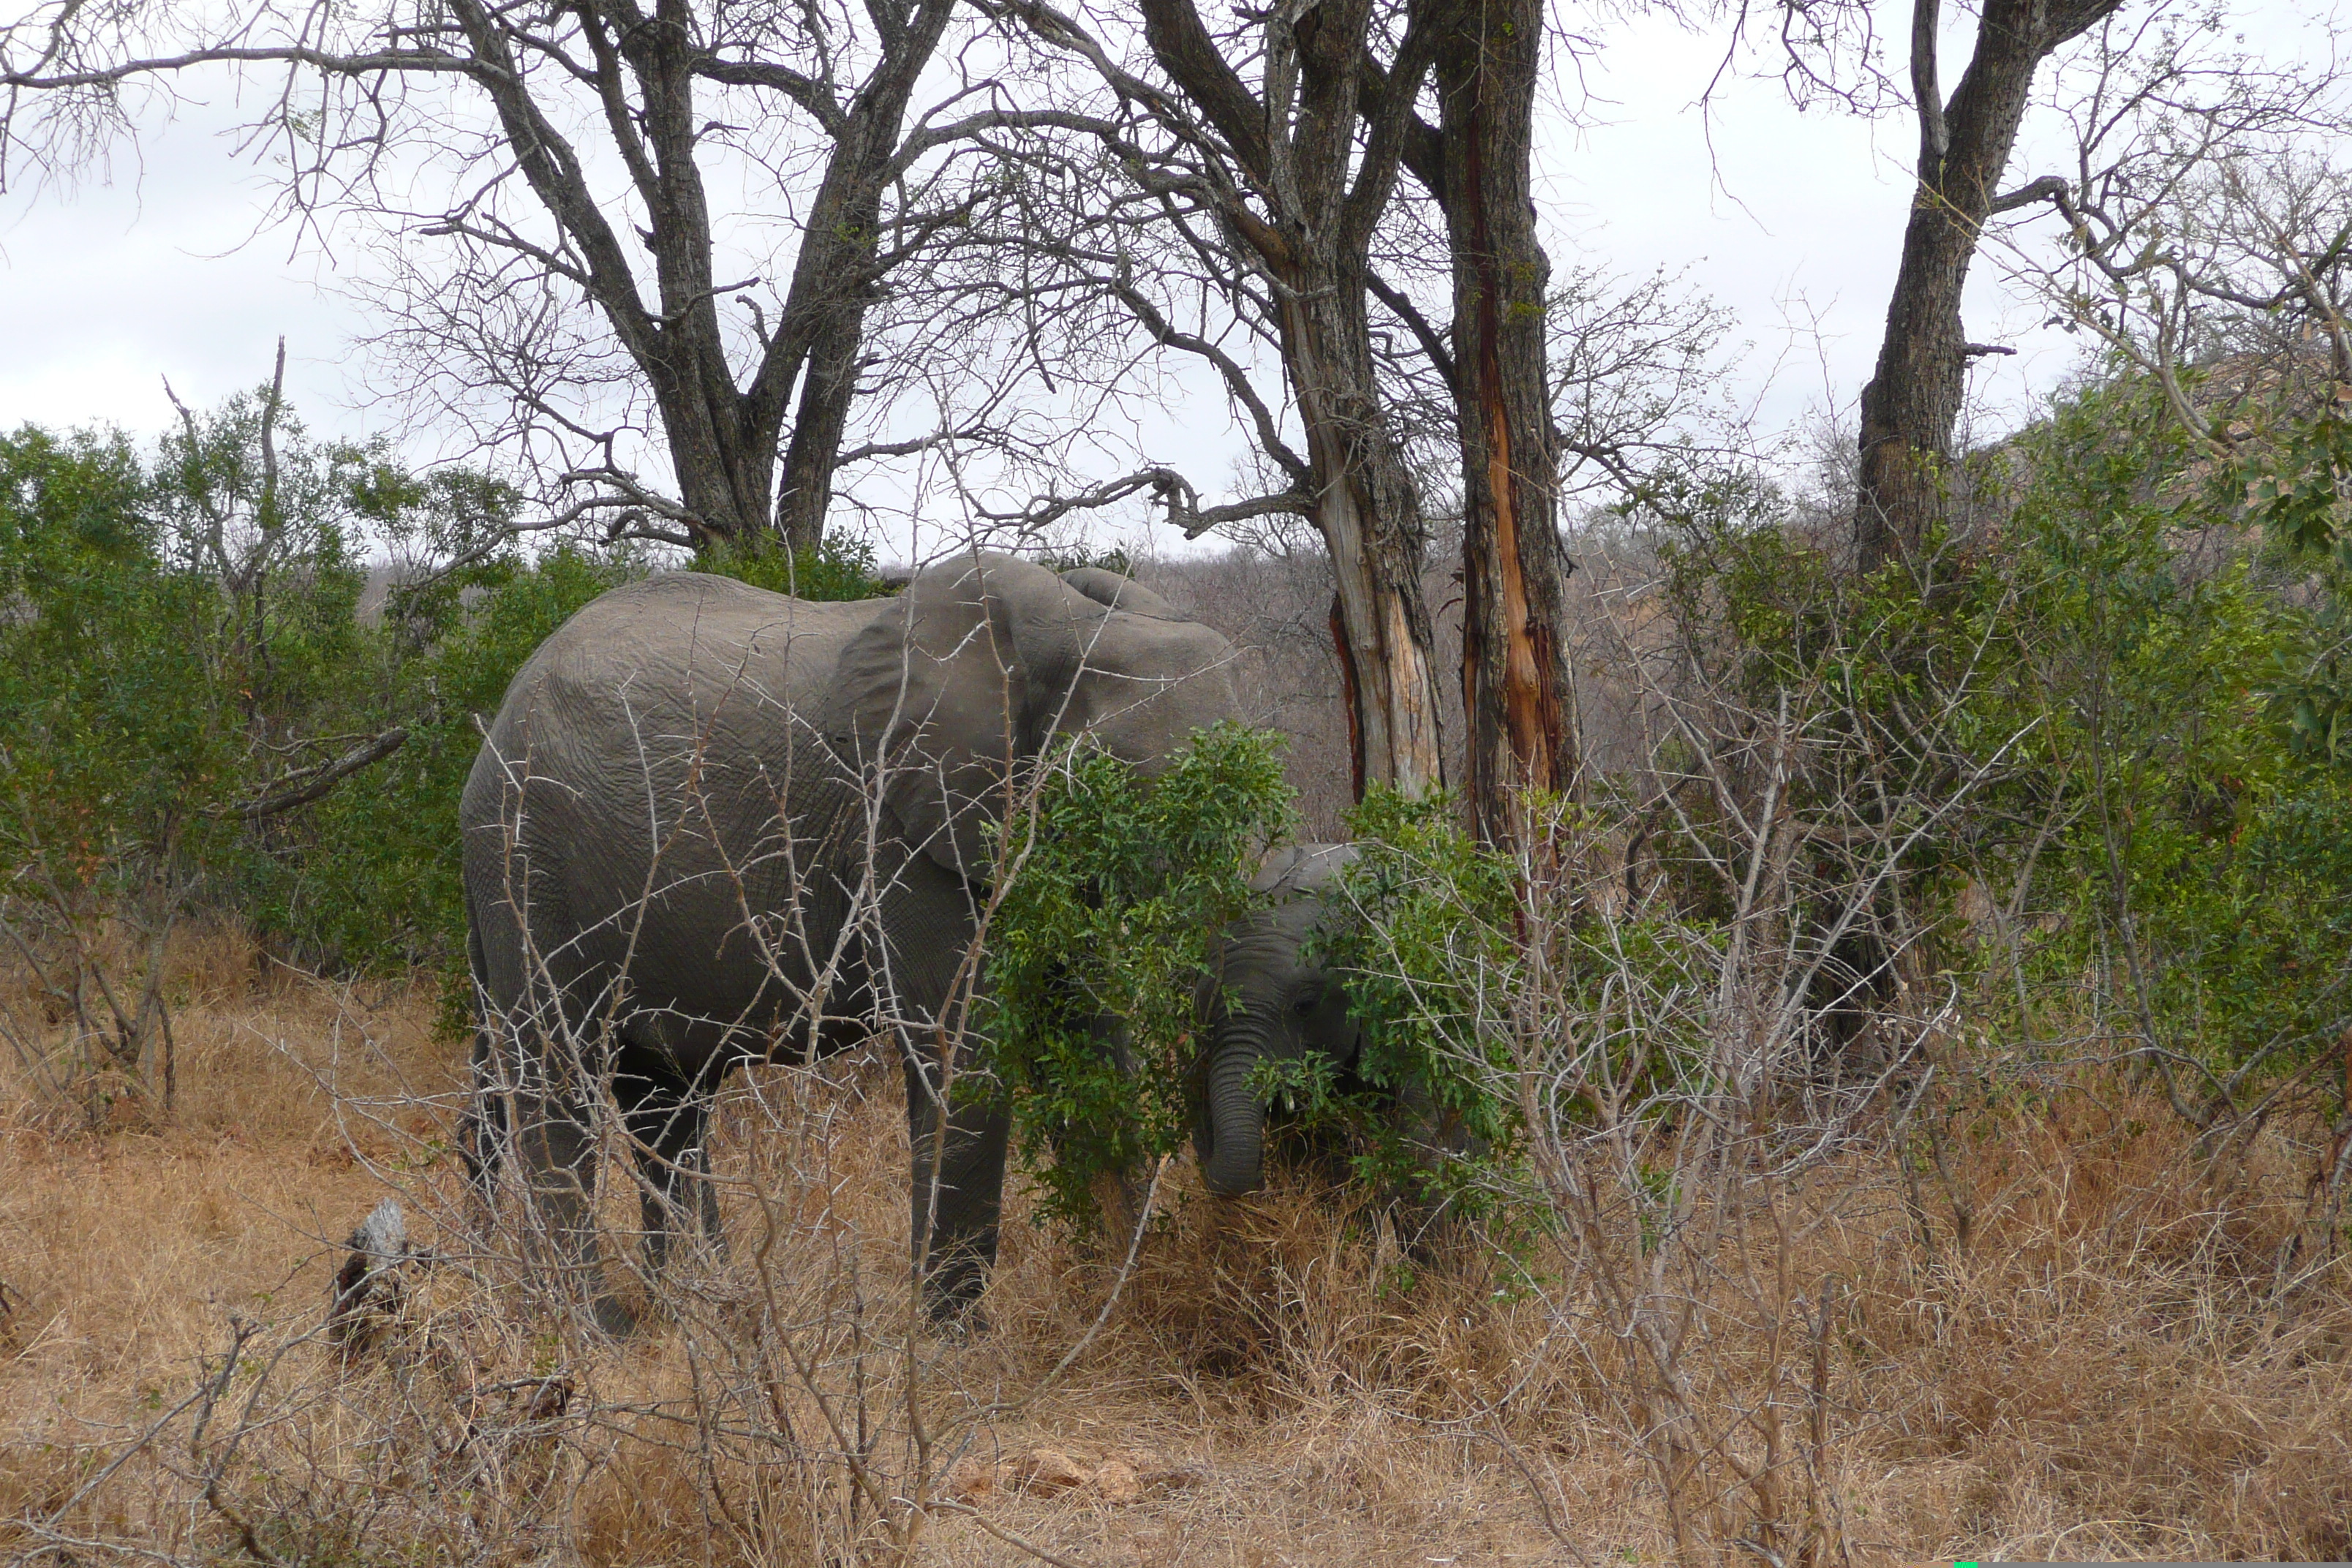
<box><xmin>1290</xmin><ymin>988</ymin><xmax>1322</xmax><ymax>1016</ymax></box>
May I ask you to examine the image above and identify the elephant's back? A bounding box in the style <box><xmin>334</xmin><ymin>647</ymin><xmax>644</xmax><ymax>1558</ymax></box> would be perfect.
<box><xmin>472</xmin><ymin>575</ymin><xmax>878</xmax><ymax>784</ymax></box>
<box><xmin>461</xmin><ymin>574</ymin><xmax>889</xmax><ymax>994</ymax></box>
<box><xmin>507</xmin><ymin>573</ymin><xmax>882</xmax><ymax>712</ymax></box>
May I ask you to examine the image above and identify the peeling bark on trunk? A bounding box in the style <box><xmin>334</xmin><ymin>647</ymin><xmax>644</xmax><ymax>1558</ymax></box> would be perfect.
<box><xmin>1284</xmin><ymin>282</ymin><xmax>1447</xmax><ymax>797</ymax></box>
<box><xmin>1141</xmin><ymin>0</ymin><xmax>1449</xmax><ymax>797</ymax></box>
<box><xmin>1433</xmin><ymin>0</ymin><xmax>1578</xmax><ymax>840</ymax></box>
<box><xmin>1854</xmin><ymin>0</ymin><xmax>2119</xmax><ymax>570</ymax></box>
<box><xmin>1329</xmin><ymin>594</ymin><xmax>1368</xmax><ymax>803</ymax></box>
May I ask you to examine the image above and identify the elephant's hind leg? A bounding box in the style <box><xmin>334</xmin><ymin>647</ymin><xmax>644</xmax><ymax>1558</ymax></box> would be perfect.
<box><xmin>498</xmin><ymin>1082</ymin><xmax>637</xmax><ymax>1334</ymax></box>
<box><xmin>477</xmin><ymin>1004</ymin><xmax>636</xmax><ymax>1333</ymax></box>
<box><xmin>614</xmin><ymin>1037</ymin><xmax>726</xmax><ymax>1276</ymax></box>
<box><xmin>457</xmin><ymin>907</ymin><xmax>508</xmax><ymax>1205</ymax></box>
<box><xmin>459</xmin><ymin>1018</ymin><xmax>508</xmax><ymax>1204</ymax></box>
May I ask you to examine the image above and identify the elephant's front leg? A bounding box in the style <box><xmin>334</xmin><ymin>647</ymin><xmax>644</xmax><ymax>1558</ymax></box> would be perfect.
<box><xmin>459</xmin><ymin>1015</ymin><xmax>510</xmax><ymax>1207</ymax></box>
<box><xmin>875</xmin><ymin>853</ymin><xmax>1014</xmax><ymax>1319</ymax></box>
<box><xmin>1073</xmin><ymin>1011</ymin><xmax>1150</xmax><ymax>1244</ymax></box>
<box><xmin>902</xmin><ymin>1041</ymin><xmax>1011</xmax><ymax>1321</ymax></box>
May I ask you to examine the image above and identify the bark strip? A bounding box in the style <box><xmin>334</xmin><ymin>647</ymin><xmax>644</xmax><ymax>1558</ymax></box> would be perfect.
<box><xmin>1433</xmin><ymin>0</ymin><xmax>1578</xmax><ymax>837</ymax></box>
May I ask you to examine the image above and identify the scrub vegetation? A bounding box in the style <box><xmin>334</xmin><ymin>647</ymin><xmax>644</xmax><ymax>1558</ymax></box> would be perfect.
<box><xmin>3</xmin><ymin>0</ymin><xmax>2350</xmax><ymax>1553</ymax></box>
<box><xmin>4</xmin><ymin>353</ymin><xmax>2352</xmax><ymax>1564</ymax></box>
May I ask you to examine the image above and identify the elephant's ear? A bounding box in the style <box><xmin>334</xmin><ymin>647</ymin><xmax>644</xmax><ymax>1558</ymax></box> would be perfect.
<box><xmin>823</xmin><ymin>551</ymin><xmax>1236</xmax><ymax>881</ymax></box>
<box><xmin>823</xmin><ymin>554</ymin><xmax>1105</xmax><ymax>879</ymax></box>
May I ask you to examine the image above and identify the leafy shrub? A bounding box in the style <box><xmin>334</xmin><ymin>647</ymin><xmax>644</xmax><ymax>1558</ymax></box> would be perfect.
<box><xmin>0</xmin><ymin>426</ymin><xmax>240</xmax><ymax>881</ymax></box>
<box><xmin>981</xmin><ymin>722</ymin><xmax>1294</xmax><ymax>1230</ymax></box>
<box><xmin>274</xmin><ymin>545</ymin><xmax>638</xmax><ymax>973</ymax></box>
<box><xmin>2242</xmin><ymin>396</ymin><xmax>2352</xmax><ymax>764</ymax></box>
<box><xmin>1</xmin><ymin>388</ymin><xmax>896</xmax><ymax>997</ymax></box>
<box><xmin>1313</xmin><ymin>791</ymin><xmax>1725</xmax><ymax>1221</ymax></box>
<box><xmin>984</xmin><ymin>742</ymin><xmax>1549</xmax><ymax>1238</ymax></box>
<box><xmin>0</xmin><ymin>400</ymin><xmax>412</xmax><ymax>913</ymax></box>
<box><xmin>695</xmin><ymin>532</ymin><xmax>892</xmax><ymax>602</ymax></box>
<box><xmin>1649</xmin><ymin>369</ymin><xmax>2352</xmax><ymax>1111</ymax></box>
<box><xmin>0</xmin><ymin>409</ymin><xmax>412</xmax><ymax>1115</ymax></box>
<box><xmin>1306</xmin><ymin>790</ymin><xmax>1525</xmax><ymax>1202</ymax></box>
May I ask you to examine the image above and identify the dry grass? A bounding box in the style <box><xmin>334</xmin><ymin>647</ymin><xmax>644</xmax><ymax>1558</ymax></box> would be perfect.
<box><xmin>4</xmin><ymin>927</ymin><xmax>2349</xmax><ymax>1566</ymax></box>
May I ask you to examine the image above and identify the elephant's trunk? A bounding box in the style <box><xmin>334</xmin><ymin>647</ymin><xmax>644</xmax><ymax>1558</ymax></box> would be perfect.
<box><xmin>1199</xmin><ymin>1037</ymin><xmax>1268</xmax><ymax>1196</ymax></box>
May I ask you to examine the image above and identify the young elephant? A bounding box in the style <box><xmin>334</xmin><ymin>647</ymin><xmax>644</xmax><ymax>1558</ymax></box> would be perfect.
<box><xmin>461</xmin><ymin>551</ymin><xmax>1350</xmax><ymax>1329</ymax></box>
<box><xmin>1197</xmin><ymin>841</ymin><xmax>1495</xmax><ymax>1237</ymax></box>
<box><xmin>1194</xmin><ymin>844</ymin><xmax>1366</xmax><ymax>1195</ymax></box>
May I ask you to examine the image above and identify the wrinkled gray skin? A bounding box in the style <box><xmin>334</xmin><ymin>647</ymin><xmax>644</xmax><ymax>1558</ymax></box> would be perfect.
<box><xmin>1199</xmin><ymin>845</ymin><xmax>1482</xmax><ymax>1229</ymax></box>
<box><xmin>1194</xmin><ymin>845</ymin><xmax>1365</xmax><ymax>1197</ymax></box>
<box><xmin>459</xmin><ymin>552</ymin><xmax>1360</xmax><ymax>1330</ymax></box>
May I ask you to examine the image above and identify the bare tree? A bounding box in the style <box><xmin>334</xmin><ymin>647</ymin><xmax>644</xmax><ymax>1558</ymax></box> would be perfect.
<box><xmin>1548</xmin><ymin>265</ymin><xmax>1743</xmax><ymax>499</ymax></box>
<box><xmin>0</xmin><ymin>0</ymin><xmax>1014</xmax><ymax>553</ymax></box>
<box><xmin>981</xmin><ymin>0</ymin><xmax>1453</xmax><ymax>796</ymax></box>
<box><xmin>1851</xmin><ymin>0</ymin><xmax>2122</xmax><ymax>569</ymax></box>
<box><xmin>1986</xmin><ymin>14</ymin><xmax>2351</xmax><ymax>452</ymax></box>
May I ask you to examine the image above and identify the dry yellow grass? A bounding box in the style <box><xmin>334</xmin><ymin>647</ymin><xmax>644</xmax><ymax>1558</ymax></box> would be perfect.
<box><xmin>4</xmin><ymin>927</ymin><xmax>2348</xmax><ymax>1566</ymax></box>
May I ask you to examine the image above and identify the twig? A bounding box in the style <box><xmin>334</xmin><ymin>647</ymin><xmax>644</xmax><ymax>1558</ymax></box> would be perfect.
<box><xmin>226</xmin><ymin>729</ymin><xmax>408</xmax><ymax>820</ymax></box>
<box><xmin>923</xmin><ymin>1497</ymin><xmax>1095</xmax><ymax>1568</ymax></box>
<box><xmin>1030</xmin><ymin>1155</ymin><xmax>1170</xmax><ymax>1401</ymax></box>
<box><xmin>39</xmin><ymin>1386</ymin><xmax>215</xmax><ymax>1526</ymax></box>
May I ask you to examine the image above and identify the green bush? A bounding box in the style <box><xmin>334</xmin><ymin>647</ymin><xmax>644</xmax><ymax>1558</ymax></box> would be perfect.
<box><xmin>1313</xmin><ymin>791</ymin><xmax>1727</xmax><ymax>1222</ymax></box>
<box><xmin>981</xmin><ymin>722</ymin><xmax>1295</xmax><ymax>1230</ymax></box>
<box><xmin>0</xmin><ymin>412</ymin><xmax>368</xmax><ymax>910</ymax></box>
<box><xmin>695</xmin><ymin>531</ymin><xmax>892</xmax><ymax>602</ymax></box>
<box><xmin>1648</xmin><ymin>369</ymin><xmax>2352</xmax><ymax>1109</ymax></box>
<box><xmin>274</xmin><ymin>545</ymin><xmax>638</xmax><ymax>972</ymax></box>
<box><xmin>1</xmin><ymin>389</ymin><xmax>895</xmax><ymax>995</ymax></box>
<box><xmin>1308</xmin><ymin>789</ymin><xmax>1525</xmax><ymax>1202</ymax></box>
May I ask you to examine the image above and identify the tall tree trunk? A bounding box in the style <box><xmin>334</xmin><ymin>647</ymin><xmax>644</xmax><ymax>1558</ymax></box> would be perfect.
<box><xmin>1433</xmin><ymin>0</ymin><xmax>1578</xmax><ymax>840</ymax></box>
<box><xmin>448</xmin><ymin>0</ymin><xmax>957</xmax><ymax>554</ymax></box>
<box><xmin>772</xmin><ymin>308</ymin><xmax>867</xmax><ymax>553</ymax></box>
<box><xmin>750</xmin><ymin>0</ymin><xmax>957</xmax><ymax>554</ymax></box>
<box><xmin>1854</xmin><ymin>0</ymin><xmax>2119</xmax><ymax>570</ymax></box>
<box><xmin>1138</xmin><ymin>0</ymin><xmax>1450</xmax><ymax>797</ymax></box>
<box><xmin>1285</xmin><ymin>279</ymin><xmax>1447</xmax><ymax>795</ymax></box>
<box><xmin>618</xmin><ymin>1</ymin><xmax>776</xmax><ymax>542</ymax></box>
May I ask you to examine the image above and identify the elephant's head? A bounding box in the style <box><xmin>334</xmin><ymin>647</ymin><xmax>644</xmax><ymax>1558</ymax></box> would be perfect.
<box><xmin>1194</xmin><ymin>843</ymin><xmax>1363</xmax><ymax>1196</ymax></box>
<box><xmin>823</xmin><ymin>553</ymin><xmax>1241</xmax><ymax>879</ymax></box>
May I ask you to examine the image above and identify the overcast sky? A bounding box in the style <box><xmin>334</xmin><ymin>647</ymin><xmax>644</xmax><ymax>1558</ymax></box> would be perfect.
<box><xmin>0</xmin><ymin>0</ymin><xmax>2332</xmax><ymax>550</ymax></box>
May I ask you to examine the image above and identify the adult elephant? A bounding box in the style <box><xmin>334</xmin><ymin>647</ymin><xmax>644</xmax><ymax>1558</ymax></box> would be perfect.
<box><xmin>459</xmin><ymin>551</ymin><xmax>1362</xmax><ymax>1330</ymax></box>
